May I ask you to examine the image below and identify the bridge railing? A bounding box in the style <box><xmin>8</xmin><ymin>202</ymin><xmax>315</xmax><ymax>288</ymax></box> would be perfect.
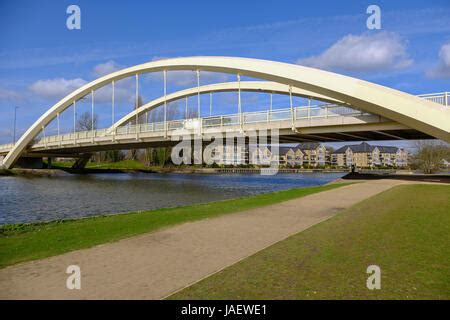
<box><xmin>418</xmin><ymin>92</ymin><xmax>449</xmax><ymax>106</ymax></box>
<box><xmin>43</xmin><ymin>128</ymin><xmax>111</xmax><ymax>143</ymax></box>
<box><xmin>29</xmin><ymin>103</ymin><xmax>371</xmax><ymax>147</ymax></box>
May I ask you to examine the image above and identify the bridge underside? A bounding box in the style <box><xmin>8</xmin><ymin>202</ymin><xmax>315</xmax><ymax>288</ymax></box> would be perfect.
<box><xmin>3</xmin><ymin>125</ymin><xmax>432</xmax><ymax>160</ymax></box>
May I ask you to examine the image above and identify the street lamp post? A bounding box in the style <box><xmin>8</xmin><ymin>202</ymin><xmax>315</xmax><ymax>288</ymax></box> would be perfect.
<box><xmin>13</xmin><ymin>106</ymin><xmax>19</xmax><ymax>144</ymax></box>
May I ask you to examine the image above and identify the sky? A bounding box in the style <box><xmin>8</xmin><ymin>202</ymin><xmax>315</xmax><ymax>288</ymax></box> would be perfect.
<box><xmin>0</xmin><ymin>0</ymin><xmax>449</xmax><ymax>150</ymax></box>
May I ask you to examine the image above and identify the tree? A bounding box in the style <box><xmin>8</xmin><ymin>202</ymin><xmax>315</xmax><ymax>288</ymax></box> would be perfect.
<box><xmin>75</xmin><ymin>111</ymin><xmax>123</xmax><ymax>163</ymax></box>
<box><xmin>156</xmin><ymin>147</ymin><xmax>170</xmax><ymax>166</ymax></box>
<box><xmin>76</xmin><ymin>111</ymin><xmax>101</xmax><ymax>162</ymax></box>
<box><xmin>140</xmin><ymin>102</ymin><xmax>179</xmax><ymax>167</ymax></box>
<box><xmin>76</xmin><ymin>111</ymin><xmax>98</xmax><ymax>131</ymax></box>
<box><xmin>143</xmin><ymin>148</ymin><xmax>155</xmax><ymax>166</ymax></box>
<box><xmin>413</xmin><ymin>141</ymin><xmax>450</xmax><ymax>174</ymax></box>
<box><xmin>126</xmin><ymin>96</ymin><xmax>144</xmax><ymax>161</ymax></box>
<box><xmin>97</xmin><ymin>150</ymin><xmax>123</xmax><ymax>162</ymax></box>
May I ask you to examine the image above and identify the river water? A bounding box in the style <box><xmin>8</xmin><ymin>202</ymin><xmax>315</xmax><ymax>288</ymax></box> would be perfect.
<box><xmin>0</xmin><ymin>172</ymin><xmax>345</xmax><ymax>225</ymax></box>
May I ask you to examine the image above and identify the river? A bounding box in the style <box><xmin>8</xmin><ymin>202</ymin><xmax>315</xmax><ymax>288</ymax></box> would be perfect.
<box><xmin>0</xmin><ymin>172</ymin><xmax>345</xmax><ymax>225</ymax></box>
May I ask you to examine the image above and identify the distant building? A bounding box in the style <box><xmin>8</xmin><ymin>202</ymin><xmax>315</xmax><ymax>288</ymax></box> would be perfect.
<box><xmin>278</xmin><ymin>143</ymin><xmax>329</xmax><ymax>167</ymax></box>
<box><xmin>332</xmin><ymin>142</ymin><xmax>408</xmax><ymax>168</ymax></box>
<box><xmin>213</xmin><ymin>144</ymin><xmax>248</xmax><ymax>165</ymax></box>
<box><xmin>206</xmin><ymin>141</ymin><xmax>408</xmax><ymax>168</ymax></box>
<box><xmin>246</xmin><ymin>143</ymin><xmax>328</xmax><ymax>167</ymax></box>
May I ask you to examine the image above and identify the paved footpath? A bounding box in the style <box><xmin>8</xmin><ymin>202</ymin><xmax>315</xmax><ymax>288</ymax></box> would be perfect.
<box><xmin>0</xmin><ymin>179</ymin><xmax>408</xmax><ymax>299</ymax></box>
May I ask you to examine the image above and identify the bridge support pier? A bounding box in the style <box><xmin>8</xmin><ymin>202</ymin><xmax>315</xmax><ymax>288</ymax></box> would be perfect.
<box><xmin>71</xmin><ymin>153</ymin><xmax>92</xmax><ymax>170</ymax></box>
<box><xmin>14</xmin><ymin>157</ymin><xmax>45</xmax><ymax>169</ymax></box>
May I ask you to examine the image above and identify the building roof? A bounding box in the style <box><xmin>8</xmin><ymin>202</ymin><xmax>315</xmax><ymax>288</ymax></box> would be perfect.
<box><xmin>269</xmin><ymin>142</ymin><xmax>404</xmax><ymax>156</ymax></box>
<box><xmin>333</xmin><ymin>142</ymin><xmax>372</xmax><ymax>154</ymax></box>
<box><xmin>333</xmin><ymin>142</ymin><xmax>400</xmax><ymax>154</ymax></box>
<box><xmin>296</xmin><ymin>142</ymin><xmax>321</xmax><ymax>151</ymax></box>
<box><xmin>350</xmin><ymin>142</ymin><xmax>375</xmax><ymax>152</ymax></box>
<box><xmin>377</xmin><ymin>146</ymin><xmax>399</xmax><ymax>153</ymax></box>
<box><xmin>278</xmin><ymin>146</ymin><xmax>294</xmax><ymax>154</ymax></box>
<box><xmin>278</xmin><ymin>143</ymin><xmax>323</xmax><ymax>155</ymax></box>
<box><xmin>260</xmin><ymin>145</ymin><xmax>298</xmax><ymax>155</ymax></box>
<box><xmin>333</xmin><ymin>145</ymin><xmax>349</xmax><ymax>154</ymax></box>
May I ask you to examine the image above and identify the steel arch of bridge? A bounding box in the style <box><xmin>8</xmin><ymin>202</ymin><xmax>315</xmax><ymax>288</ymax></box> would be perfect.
<box><xmin>2</xmin><ymin>56</ymin><xmax>450</xmax><ymax>169</ymax></box>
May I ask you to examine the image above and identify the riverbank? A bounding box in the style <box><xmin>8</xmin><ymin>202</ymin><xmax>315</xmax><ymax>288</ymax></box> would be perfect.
<box><xmin>3</xmin><ymin>167</ymin><xmax>349</xmax><ymax>176</ymax></box>
<box><xmin>0</xmin><ymin>168</ymin><xmax>70</xmax><ymax>176</ymax></box>
<box><xmin>2</xmin><ymin>163</ymin><xmax>350</xmax><ymax>176</ymax></box>
<box><xmin>48</xmin><ymin>159</ymin><xmax>350</xmax><ymax>174</ymax></box>
<box><xmin>1</xmin><ymin>179</ymin><xmax>406</xmax><ymax>299</ymax></box>
<box><xmin>0</xmin><ymin>169</ymin><xmax>12</xmax><ymax>176</ymax></box>
<box><xmin>170</xmin><ymin>183</ymin><xmax>450</xmax><ymax>300</ymax></box>
<box><xmin>0</xmin><ymin>182</ymin><xmax>349</xmax><ymax>268</ymax></box>
<box><xmin>7</xmin><ymin>159</ymin><xmax>449</xmax><ymax>176</ymax></box>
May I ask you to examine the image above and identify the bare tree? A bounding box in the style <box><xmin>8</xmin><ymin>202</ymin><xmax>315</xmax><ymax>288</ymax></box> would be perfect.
<box><xmin>413</xmin><ymin>140</ymin><xmax>450</xmax><ymax>174</ymax></box>
<box><xmin>76</xmin><ymin>111</ymin><xmax>101</xmax><ymax>163</ymax></box>
<box><xmin>148</xmin><ymin>102</ymin><xmax>180</xmax><ymax>122</ymax></box>
<box><xmin>139</xmin><ymin>102</ymin><xmax>179</xmax><ymax>167</ymax></box>
<box><xmin>127</xmin><ymin>96</ymin><xmax>144</xmax><ymax>160</ymax></box>
<box><xmin>76</xmin><ymin>111</ymin><xmax>98</xmax><ymax>131</ymax></box>
<box><xmin>143</xmin><ymin>148</ymin><xmax>155</xmax><ymax>166</ymax></box>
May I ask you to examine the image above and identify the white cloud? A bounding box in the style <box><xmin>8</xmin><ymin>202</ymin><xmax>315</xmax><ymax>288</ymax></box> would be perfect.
<box><xmin>29</xmin><ymin>78</ymin><xmax>87</xmax><ymax>100</ymax></box>
<box><xmin>147</xmin><ymin>56</ymin><xmax>230</xmax><ymax>86</ymax></box>
<box><xmin>442</xmin><ymin>44</ymin><xmax>450</xmax><ymax>67</ymax></box>
<box><xmin>91</xmin><ymin>60</ymin><xmax>136</xmax><ymax>103</ymax></box>
<box><xmin>92</xmin><ymin>60</ymin><xmax>123</xmax><ymax>77</ymax></box>
<box><xmin>160</xmin><ymin>70</ymin><xmax>229</xmax><ymax>86</ymax></box>
<box><xmin>27</xmin><ymin>57</ymin><xmax>230</xmax><ymax>104</ymax></box>
<box><xmin>426</xmin><ymin>42</ymin><xmax>450</xmax><ymax>78</ymax></box>
<box><xmin>297</xmin><ymin>32</ymin><xmax>413</xmax><ymax>73</ymax></box>
<box><xmin>94</xmin><ymin>80</ymin><xmax>134</xmax><ymax>104</ymax></box>
<box><xmin>28</xmin><ymin>61</ymin><xmax>133</xmax><ymax>102</ymax></box>
<box><xmin>0</xmin><ymin>87</ymin><xmax>22</xmax><ymax>102</ymax></box>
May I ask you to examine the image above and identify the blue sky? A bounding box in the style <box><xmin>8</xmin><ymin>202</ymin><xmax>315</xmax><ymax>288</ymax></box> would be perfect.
<box><xmin>0</xmin><ymin>0</ymin><xmax>449</xmax><ymax>149</ymax></box>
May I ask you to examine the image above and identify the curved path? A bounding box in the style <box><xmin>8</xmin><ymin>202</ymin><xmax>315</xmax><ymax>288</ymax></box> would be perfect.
<box><xmin>0</xmin><ymin>179</ymin><xmax>409</xmax><ymax>299</ymax></box>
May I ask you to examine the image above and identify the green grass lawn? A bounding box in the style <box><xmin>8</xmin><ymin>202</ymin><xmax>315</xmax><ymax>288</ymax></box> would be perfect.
<box><xmin>49</xmin><ymin>159</ymin><xmax>151</xmax><ymax>170</ymax></box>
<box><xmin>0</xmin><ymin>183</ymin><xmax>348</xmax><ymax>268</ymax></box>
<box><xmin>169</xmin><ymin>184</ymin><xmax>450</xmax><ymax>300</ymax></box>
<box><xmin>85</xmin><ymin>159</ymin><xmax>150</xmax><ymax>170</ymax></box>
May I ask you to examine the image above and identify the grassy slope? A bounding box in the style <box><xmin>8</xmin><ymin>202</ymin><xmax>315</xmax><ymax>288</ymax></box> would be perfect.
<box><xmin>170</xmin><ymin>184</ymin><xmax>450</xmax><ymax>300</ymax></box>
<box><xmin>0</xmin><ymin>183</ymin><xmax>348</xmax><ymax>268</ymax></box>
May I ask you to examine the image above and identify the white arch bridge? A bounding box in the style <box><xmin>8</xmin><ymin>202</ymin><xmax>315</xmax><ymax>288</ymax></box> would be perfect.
<box><xmin>0</xmin><ymin>56</ymin><xmax>449</xmax><ymax>169</ymax></box>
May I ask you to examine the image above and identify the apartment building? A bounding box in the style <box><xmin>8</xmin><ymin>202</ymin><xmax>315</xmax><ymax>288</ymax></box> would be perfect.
<box><xmin>278</xmin><ymin>143</ymin><xmax>329</xmax><ymax>167</ymax></box>
<box><xmin>332</xmin><ymin>142</ymin><xmax>408</xmax><ymax>168</ymax></box>
<box><xmin>207</xmin><ymin>141</ymin><xmax>408</xmax><ymax>168</ymax></box>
